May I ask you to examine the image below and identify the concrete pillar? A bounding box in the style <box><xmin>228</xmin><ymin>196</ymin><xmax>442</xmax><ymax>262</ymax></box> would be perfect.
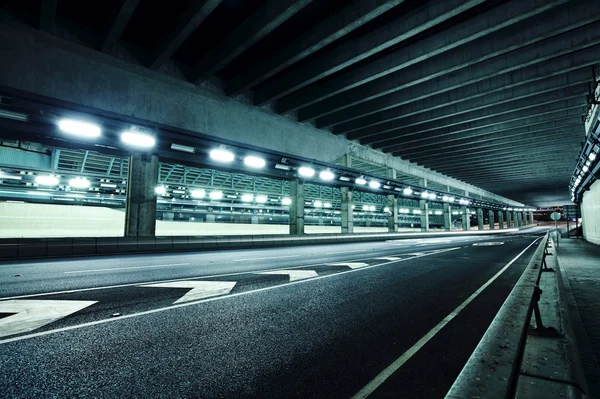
<box><xmin>529</xmin><ymin>211</ymin><xmax>534</xmax><ymax>225</ymax></box>
<box><xmin>488</xmin><ymin>210</ymin><xmax>495</xmax><ymax>230</ymax></box>
<box><xmin>462</xmin><ymin>207</ymin><xmax>470</xmax><ymax>231</ymax></box>
<box><xmin>477</xmin><ymin>208</ymin><xmax>484</xmax><ymax>230</ymax></box>
<box><xmin>513</xmin><ymin>211</ymin><xmax>519</xmax><ymax>228</ymax></box>
<box><xmin>387</xmin><ymin>195</ymin><xmax>398</xmax><ymax>232</ymax></box>
<box><xmin>125</xmin><ymin>153</ymin><xmax>159</xmax><ymax>237</ymax></box>
<box><xmin>420</xmin><ymin>199</ymin><xmax>429</xmax><ymax>232</ymax></box>
<box><xmin>506</xmin><ymin>211</ymin><xmax>512</xmax><ymax>228</ymax></box>
<box><xmin>443</xmin><ymin>203</ymin><xmax>452</xmax><ymax>232</ymax></box>
<box><xmin>341</xmin><ymin>186</ymin><xmax>353</xmax><ymax>234</ymax></box>
<box><xmin>498</xmin><ymin>211</ymin><xmax>504</xmax><ymax>229</ymax></box>
<box><xmin>289</xmin><ymin>179</ymin><xmax>304</xmax><ymax>235</ymax></box>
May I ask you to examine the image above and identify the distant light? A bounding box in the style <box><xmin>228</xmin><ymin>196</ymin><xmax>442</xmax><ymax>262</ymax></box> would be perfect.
<box><xmin>413</xmin><ymin>209</ymin><xmax>421</xmax><ymax>214</ymax></box>
<box><xmin>428</xmin><ymin>193</ymin><xmax>437</xmax><ymax>199</ymax></box>
<box><xmin>155</xmin><ymin>186</ymin><xmax>166</xmax><ymax>195</ymax></box>
<box><xmin>449</xmin><ymin>197</ymin><xmax>455</xmax><ymax>202</ymax></box>
<box><xmin>403</xmin><ymin>187</ymin><xmax>413</xmax><ymax>195</ymax></box>
<box><xmin>435</xmin><ymin>210</ymin><xmax>443</xmax><ymax>215</ymax></box>
<box><xmin>370</xmin><ymin>205</ymin><xmax>377</xmax><ymax>211</ymax></box>
<box><xmin>421</xmin><ymin>192</ymin><xmax>429</xmax><ymax>199</ymax></box>
<box><xmin>298</xmin><ymin>167</ymin><xmax>315</xmax><ymax>178</ymax></box>
<box><xmin>35</xmin><ymin>175</ymin><xmax>59</xmax><ymax>186</ymax></box>
<box><xmin>339</xmin><ymin>176</ymin><xmax>351</xmax><ymax>182</ymax></box>
<box><xmin>282</xmin><ymin>197</ymin><xmax>292</xmax><ymax>205</ymax></box>
<box><xmin>0</xmin><ymin>172</ymin><xmax>22</xmax><ymax>180</ymax></box>
<box><xmin>210</xmin><ymin>149</ymin><xmax>235</xmax><ymax>163</ymax></box>
<box><xmin>590</xmin><ymin>152</ymin><xmax>597</xmax><ymax>161</ymax></box>
<box><xmin>362</xmin><ymin>205</ymin><xmax>369</xmax><ymax>211</ymax></box>
<box><xmin>58</xmin><ymin>119</ymin><xmax>101</xmax><ymax>138</ymax></box>
<box><xmin>171</xmin><ymin>143</ymin><xmax>195</xmax><ymax>153</ymax></box>
<box><xmin>442</xmin><ymin>196</ymin><xmax>449</xmax><ymax>201</ymax></box>
<box><xmin>384</xmin><ymin>207</ymin><xmax>390</xmax><ymax>213</ymax></box>
<box><xmin>275</xmin><ymin>164</ymin><xmax>291</xmax><ymax>171</ymax></box>
<box><xmin>121</xmin><ymin>131</ymin><xmax>155</xmax><ymax>148</ymax></box>
<box><xmin>355</xmin><ymin>178</ymin><xmax>367</xmax><ymax>185</ymax></box>
<box><xmin>314</xmin><ymin>200</ymin><xmax>323</xmax><ymax>208</ymax></box>
<box><xmin>69</xmin><ymin>177</ymin><xmax>90</xmax><ymax>189</ymax></box>
<box><xmin>0</xmin><ymin>109</ymin><xmax>29</xmax><ymax>122</ymax></box>
<box><xmin>369</xmin><ymin>181</ymin><xmax>381</xmax><ymax>189</ymax></box>
<box><xmin>241</xmin><ymin>194</ymin><xmax>254</xmax><ymax>202</ymax></box>
<box><xmin>256</xmin><ymin>195</ymin><xmax>268</xmax><ymax>203</ymax></box>
<box><xmin>351</xmin><ymin>205</ymin><xmax>355</xmax><ymax>209</ymax></box>
<box><xmin>209</xmin><ymin>191</ymin><xmax>223</xmax><ymax>200</ymax></box>
<box><xmin>100</xmin><ymin>183</ymin><xmax>117</xmax><ymax>188</ymax></box>
<box><xmin>319</xmin><ymin>170</ymin><xmax>335</xmax><ymax>181</ymax></box>
<box><xmin>582</xmin><ymin>165</ymin><xmax>589</xmax><ymax>173</ymax></box>
<box><xmin>244</xmin><ymin>155</ymin><xmax>266</xmax><ymax>168</ymax></box>
<box><xmin>190</xmin><ymin>189</ymin><xmax>205</xmax><ymax>199</ymax></box>
<box><xmin>324</xmin><ymin>202</ymin><xmax>332</xmax><ymax>208</ymax></box>
<box><xmin>173</xmin><ymin>190</ymin><xmax>186</xmax><ymax>195</ymax></box>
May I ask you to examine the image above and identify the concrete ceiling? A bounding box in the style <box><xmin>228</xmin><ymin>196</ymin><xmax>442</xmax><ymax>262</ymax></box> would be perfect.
<box><xmin>0</xmin><ymin>0</ymin><xmax>598</xmax><ymax>206</ymax></box>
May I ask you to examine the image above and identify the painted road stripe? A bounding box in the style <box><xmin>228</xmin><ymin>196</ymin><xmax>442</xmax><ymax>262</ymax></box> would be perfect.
<box><xmin>232</xmin><ymin>255</ymin><xmax>301</xmax><ymax>262</ymax></box>
<box><xmin>351</xmin><ymin>238</ymin><xmax>541</xmax><ymax>399</ymax></box>
<box><xmin>64</xmin><ymin>263</ymin><xmax>190</xmax><ymax>274</ymax></box>
<box><xmin>373</xmin><ymin>257</ymin><xmax>402</xmax><ymax>261</ymax></box>
<box><xmin>0</xmin><ymin>247</ymin><xmax>460</xmax><ymax>344</ymax></box>
<box><xmin>140</xmin><ymin>281</ymin><xmax>236</xmax><ymax>304</ymax></box>
<box><xmin>325</xmin><ymin>262</ymin><xmax>370</xmax><ymax>269</ymax></box>
<box><xmin>256</xmin><ymin>270</ymin><xmax>318</xmax><ymax>281</ymax></box>
<box><xmin>0</xmin><ymin>299</ymin><xmax>97</xmax><ymax>338</ymax></box>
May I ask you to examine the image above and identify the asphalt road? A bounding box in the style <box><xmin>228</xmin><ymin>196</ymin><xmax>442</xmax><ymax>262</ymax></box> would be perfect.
<box><xmin>0</xmin><ymin>229</ymin><xmax>547</xmax><ymax>398</ymax></box>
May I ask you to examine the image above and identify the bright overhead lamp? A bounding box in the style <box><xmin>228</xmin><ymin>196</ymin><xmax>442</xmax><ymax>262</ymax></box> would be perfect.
<box><xmin>241</xmin><ymin>194</ymin><xmax>254</xmax><ymax>202</ymax></box>
<box><xmin>590</xmin><ymin>152</ymin><xmax>597</xmax><ymax>161</ymax></box>
<box><xmin>171</xmin><ymin>143</ymin><xmax>195</xmax><ymax>153</ymax></box>
<box><xmin>100</xmin><ymin>183</ymin><xmax>117</xmax><ymax>188</ymax></box>
<box><xmin>244</xmin><ymin>155</ymin><xmax>266</xmax><ymax>168</ymax></box>
<box><xmin>0</xmin><ymin>172</ymin><xmax>22</xmax><ymax>180</ymax></box>
<box><xmin>121</xmin><ymin>130</ymin><xmax>155</xmax><ymax>148</ymax></box>
<box><xmin>298</xmin><ymin>166</ymin><xmax>315</xmax><ymax>178</ymax></box>
<box><xmin>362</xmin><ymin>205</ymin><xmax>369</xmax><ymax>211</ymax></box>
<box><xmin>256</xmin><ymin>195</ymin><xmax>268</xmax><ymax>203</ymax></box>
<box><xmin>314</xmin><ymin>200</ymin><xmax>323</xmax><ymax>208</ymax></box>
<box><xmin>428</xmin><ymin>193</ymin><xmax>437</xmax><ymax>199</ymax></box>
<box><xmin>421</xmin><ymin>192</ymin><xmax>429</xmax><ymax>199</ymax></box>
<box><xmin>339</xmin><ymin>176</ymin><xmax>351</xmax><ymax>182</ymax></box>
<box><xmin>324</xmin><ymin>202</ymin><xmax>332</xmax><ymax>208</ymax></box>
<box><xmin>384</xmin><ymin>207</ymin><xmax>390</xmax><ymax>213</ymax></box>
<box><xmin>282</xmin><ymin>197</ymin><xmax>292</xmax><ymax>205</ymax></box>
<box><xmin>35</xmin><ymin>175</ymin><xmax>59</xmax><ymax>186</ymax></box>
<box><xmin>209</xmin><ymin>191</ymin><xmax>223</xmax><ymax>200</ymax></box>
<box><xmin>449</xmin><ymin>197</ymin><xmax>455</xmax><ymax>202</ymax></box>
<box><xmin>58</xmin><ymin>119</ymin><xmax>101</xmax><ymax>138</ymax></box>
<box><xmin>369</xmin><ymin>181</ymin><xmax>381</xmax><ymax>189</ymax></box>
<box><xmin>0</xmin><ymin>109</ymin><xmax>29</xmax><ymax>122</ymax></box>
<box><xmin>275</xmin><ymin>164</ymin><xmax>291</xmax><ymax>171</ymax></box>
<box><xmin>210</xmin><ymin>148</ymin><xmax>235</xmax><ymax>163</ymax></box>
<box><xmin>403</xmin><ymin>187</ymin><xmax>413</xmax><ymax>195</ymax></box>
<box><xmin>355</xmin><ymin>177</ymin><xmax>367</xmax><ymax>185</ymax></box>
<box><xmin>69</xmin><ymin>177</ymin><xmax>90</xmax><ymax>189</ymax></box>
<box><xmin>582</xmin><ymin>165</ymin><xmax>589</xmax><ymax>173</ymax></box>
<box><xmin>154</xmin><ymin>186</ymin><xmax>166</xmax><ymax>195</ymax></box>
<box><xmin>190</xmin><ymin>189</ymin><xmax>205</xmax><ymax>199</ymax></box>
<box><xmin>435</xmin><ymin>210</ymin><xmax>443</xmax><ymax>215</ymax></box>
<box><xmin>369</xmin><ymin>205</ymin><xmax>376</xmax><ymax>211</ymax></box>
<box><xmin>442</xmin><ymin>195</ymin><xmax>449</xmax><ymax>201</ymax></box>
<box><xmin>319</xmin><ymin>170</ymin><xmax>335</xmax><ymax>181</ymax></box>
<box><xmin>413</xmin><ymin>209</ymin><xmax>421</xmax><ymax>214</ymax></box>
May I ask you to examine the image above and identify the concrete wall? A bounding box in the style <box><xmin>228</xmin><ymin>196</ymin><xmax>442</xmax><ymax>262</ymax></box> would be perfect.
<box><xmin>0</xmin><ymin>203</ymin><xmax>392</xmax><ymax>238</ymax></box>
<box><xmin>581</xmin><ymin>180</ymin><xmax>600</xmax><ymax>245</ymax></box>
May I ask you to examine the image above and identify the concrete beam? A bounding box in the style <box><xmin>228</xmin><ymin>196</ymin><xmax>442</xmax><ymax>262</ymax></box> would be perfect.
<box><xmin>39</xmin><ymin>0</ymin><xmax>57</xmax><ymax>33</ymax></box>
<box><xmin>334</xmin><ymin>70</ymin><xmax>591</xmax><ymax>134</ymax></box>
<box><xmin>225</xmin><ymin>0</ymin><xmax>401</xmax><ymax>96</ymax></box>
<box><xmin>389</xmin><ymin>116</ymin><xmax>582</xmax><ymax>155</ymax></box>
<box><xmin>191</xmin><ymin>0</ymin><xmax>312</xmax><ymax>84</ymax></box>
<box><xmin>313</xmin><ymin>45</ymin><xmax>600</xmax><ymax>129</ymax></box>
<box><xmin>351</xmin><ymin>85</ymin><xmax>588</xmax><ymax>142</ymax></box>
<box><xmin>101</xmin><ymin>0</ymin><xmax>140</xmax><ymax>54</ymax></box>
<box><xmin>254</xmin><ymin>0</ymin><xmax>485</xmax><ymax>105</ymax></box>
<box><xmin>431</xmin><ymin>152</ymin><xmax>578</xmax><ymax>174</ymax></box>
<box><xmin>297</xmin><ymin>12</ymin><xmax>600</xmax><ymax>121</ymax></box>
<box><xmin>279</xmin><ymin>0</ymin><xmax>571</xmax><ymax>114</ymax></box>
<box><xmin>149</xmin><ymin>0</ymin><xmax>221</xmax><ymax>70</ymax></box>
<box><xmin>377</xmin><ymin>103</ymin><xmax>586</xmax><ymax>152</ymax></box>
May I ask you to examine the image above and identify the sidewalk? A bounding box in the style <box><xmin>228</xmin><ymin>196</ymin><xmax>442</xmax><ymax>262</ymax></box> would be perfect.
<box><xmin>556</xmin><ymin>237</ymin><xmax>600</xmax><ymax>398</ymax></box>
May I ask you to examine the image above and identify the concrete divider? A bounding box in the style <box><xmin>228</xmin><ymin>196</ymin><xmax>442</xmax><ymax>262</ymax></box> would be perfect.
<box><xmin>0</xmin><ymin>225</ymin><xmax>536</xmax><ymax>260</ymax></box>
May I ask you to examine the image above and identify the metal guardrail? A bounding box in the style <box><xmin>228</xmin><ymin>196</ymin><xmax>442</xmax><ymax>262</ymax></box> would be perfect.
<box><xmin>445</xmin><ymin>232</ymin><xmax>552</xmax><ymax>398</ymax></box>
<box><xmin>0</xmin><ymin>227</ymin><xmax>527</xmax><ymax>260</ymax></box>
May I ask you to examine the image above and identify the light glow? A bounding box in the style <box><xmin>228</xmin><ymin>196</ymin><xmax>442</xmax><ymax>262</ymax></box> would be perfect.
<box><xmin>244</xmin><ymin>155</ymin><xmax>266</xmax><ymax>168</ymax></box>
<box><xmin>590</xmin><ymin>152</ymin><xmax>597</xmax><ymax>161</ymax></box>
<box><xmin>319</xmin><ymin>170</ymin><xmax>335</xmax><ymax>181</ymax></box>
<box><xmin>355</xmin><ymin>177</ymin><xmax>367</xmax><ymax>185</ymax></box>
<box><xmin>210</xmin><ymin>149</ymin><xmax>235</xmax><ymax>163</ymax></box>
<box><xmin>324</xmin><ymin>202</ymin><xmax>332</xmax><ymax>208</ymax></box>
<box><xmin>209</xmin><ymin>191</ymin><xmax>223</xmax><ymax>200</ymax></box>
<box><xmin>256</xmin><ymin>195</ymin><xmax>268</xmax><ymax>203</ymax></box>
<box><xmin>369</xmin><ymin>181</ymin><xmax>381</xmax><ymax>189</ymax></box>
<box><xmin>282</xmin><ymin>197</ymin><xmax>292</xmax><ymax>205</ymax></box>
<box><xmin>154</xmin><ymin>186</ymin><xmax>166</xmax><ymax>195</ymax></box>
<box><xmin>421</xmin><ymin>192</ymin><xmax>429</xmax><ymax>199</ymax></box>
<box><xmin>35</xmin><ymin>175</ymin><xmax>59</xmax><ymax>186</ymax></box>
<box><xmin>314</xmin><ymin>200</ymin><xmax>323</xmax><ymax>208</ymax></box>
<box><xmin>121</xmin><ymin>131</ymin><xmax>156</xmax><ymax>148</ymax></box>
<box><xmin>58</xmin><ymin>119</ymin><xmax>101</xmax><ymax>138</ymax></box>
<box><xmin>428</xmin><ymin>193</ymin><xmax>436</xmax><ymax>199</ymax></box>
<box><xmin>69</xmin><ymin>177</ymin><xmax>90</xmax><ymax>189</ymax></box>
<box><xmin>298</xmin><ymin>167</ymin><xmax>315</xmax><ymax>178</ymax></box>
<box><xmin>403</xmin><ymin>187</ymin><xmax>413</xmax><ymax>195</ymax></box>
<box><xmin>191</xmin><ymin>189</ymin><xmax>205</xmax><ymax>199</ymax></box>
<box><xmin>241</xmin><ymin>194</ymin><xmax>254</xmax><ymax>202</ymax></box>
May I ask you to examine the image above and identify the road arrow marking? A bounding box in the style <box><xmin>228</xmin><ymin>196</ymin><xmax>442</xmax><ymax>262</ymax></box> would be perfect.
<box><xmin>325</xmin><ymin>262</ymin><xmax>370</xmax><ymax>269</ymax></box>
<box><xmin>256</xmin><ymin>270</ymin><xmax>318</xmax><ymax>281</ymax></box>
<box><xmin>0</xmin><ymin>299</ymin><xmax>97</xmax><ymax>338</ymax></box>
<box><xmin>373</xmin><ymin>257</ymin><xmax>402</xmax><ymax>261</ymax></box>
<box><xmin>140</xmin><ymin>281</ymin><xmax>236</xmax><ymax>304</ymax></box>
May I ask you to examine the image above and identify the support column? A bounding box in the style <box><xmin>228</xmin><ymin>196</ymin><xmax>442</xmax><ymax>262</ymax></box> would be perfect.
<box><xmin>477</xmin><ymin>208</ymin><xmax>484</xmax><ymax>230</ymax></box>
<box><xmin>387</xmin><ymin>195</ymin><xmax>398</xmax><ymax>232</ymax></box>
<box><xmin>529</xmin><ymin>211</ymin><xmax>534</xmax><ymax>225</ymax></box>
<box><xmin>443</xmin><ymin>203</ymin><xmax>452</xmax><ymax>232</ymax></box>
<box><xmin>462</xmin><ymin>207</ymin><xmax>470</xmax><ymax>231</ymax></box>
<box><xmin>506</xmin><ymin>211</ymin><xmax>512</xmax><ymax>228</ymax></box>
<box><xmin>488</xmin><ymin>210</ymin><xmax>495</xmax><ymax>230</ymax></box>
<box><xmin>513</xmin><ymin>211</ymin><xmax>519</xmax><ymax>227</ymax></box>
<box><xmin>341</xmin><ymin>186</ymin><xmax>353</xmax><ymax>234</ymax></box>
<box><xmin>125</xmin><ymin>153</ymin><xmax>159</xmax><ymax>237</ymax></box>
<box><xmin>289</xmin><ymin>179</ymin><xmax>305</xmax><ymax>235</ymax></box>
<box><xmin>498</xmin><ymin>210</ymin><xmax>504</xmax><ymax>229</ymax></box>
<box><xmin>420</xmin><ymin>199</ymin><xmax>429</xmax><ymax>232</ymax></box>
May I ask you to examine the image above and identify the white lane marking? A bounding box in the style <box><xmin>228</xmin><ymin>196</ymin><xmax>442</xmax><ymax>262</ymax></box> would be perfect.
<box><xmin>232</xmin><ymin>255</ymin><xmax>301</xmax><ymax>262</ymax></box>
<box><xmin>0</xmin><ymin>247</ymin><xmax>461</xmax><ymax>344</ymax></box>
<box><xmin>64</xmin><ymin>263</ymin><xmax>190</xmax><ymax>274</ymax></box>
<box><xmin>325</xmin><ymin>250</ymin><xmax>369</xmax><ymax>255</ymax></box>
<box><xmin>140</xmin><ymin>281</ymin><xmax>236</xmax><ymax>304</ymax></box>
<box><xmin>256</xmin><ymin>270</ymin><xmax>318</xmax><ymax>281</ymax></box>
<box><xmin>0</xmin><ymin>299</ymin><xmax>97</xmax><ymax>338</ymax></box>
<box><xmin>472</xmin><ymin>242</ymin><xmax>505</xmax><ymax>246</ymax></box>
<box><xmin>351</xmin><ymin>238</ymin><xmax>541</xmax><ymax>399</ymax></box>
<box><xmin>325</xmin><ymin>262</ymin><xmax>370</xmax><ymax>269</ymax></box>
<box><xmin>374</xmin><ymin>257</ymin><xmax>402</xmax><ymax>261</ymax></box>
